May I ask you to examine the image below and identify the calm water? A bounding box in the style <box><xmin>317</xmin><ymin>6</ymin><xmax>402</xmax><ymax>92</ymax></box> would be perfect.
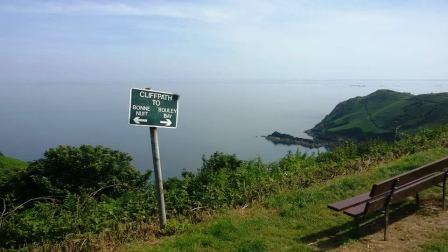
<box><xmin>0</xmin><ymin>80</ymin><xmax>447</xmax><ymax>178</ymax></box>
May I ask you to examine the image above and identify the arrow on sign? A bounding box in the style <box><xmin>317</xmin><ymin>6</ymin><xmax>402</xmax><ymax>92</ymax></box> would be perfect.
<box><xmin>160</xmin><ymin>119</ymin><xmax>172</xmax><ymax>126</ymax></box>
<box><xmin>133</xmin><ymin>117</ymin><xmax>148</xmax><ymax>124</ymax></box>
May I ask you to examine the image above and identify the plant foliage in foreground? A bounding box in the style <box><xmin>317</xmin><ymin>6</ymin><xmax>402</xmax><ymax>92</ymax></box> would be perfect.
<box><xmin>0</xmin><ymin>126</ymin><xmax>448</xmax><ymax>249</ymax></box>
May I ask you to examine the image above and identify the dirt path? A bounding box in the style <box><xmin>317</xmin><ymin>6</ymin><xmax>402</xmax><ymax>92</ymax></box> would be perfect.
<box><xmin>334</xmin><ymin>200</ymin><xmax>448</xmax><ymax>252</ymax></box>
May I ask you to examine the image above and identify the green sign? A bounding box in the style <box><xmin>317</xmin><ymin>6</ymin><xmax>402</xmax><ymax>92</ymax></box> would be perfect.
<box><xmin>129</xmin><ymin>88</ymin><xmax>179</xmax><ymax>128</ymax></box>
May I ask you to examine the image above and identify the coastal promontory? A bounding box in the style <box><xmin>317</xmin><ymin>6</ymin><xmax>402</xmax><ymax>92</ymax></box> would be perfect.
<box><xmin>306</xmin><ymin>89</ymin><xmax>448</xmax><ymax>143</ymax></box>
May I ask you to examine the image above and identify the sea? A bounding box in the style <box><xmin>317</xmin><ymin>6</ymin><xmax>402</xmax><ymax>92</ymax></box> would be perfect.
<box><xmin>0</xmin><ymin>80</ymin><xmax>447</xmax><ymax>178</ymax></box>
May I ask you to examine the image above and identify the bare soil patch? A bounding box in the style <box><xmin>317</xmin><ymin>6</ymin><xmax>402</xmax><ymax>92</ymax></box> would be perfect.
<box><xmin>334</xmin><ymin>198</ymin><xmax>448</xmax><ymax>252</ymax></box>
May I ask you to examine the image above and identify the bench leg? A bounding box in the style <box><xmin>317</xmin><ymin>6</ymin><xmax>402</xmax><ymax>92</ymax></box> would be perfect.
<box><xmin>354</xmin><ymin>217</ymin><xmax>360</xmax><ymax>229</ymax></box>
<box><xmin>384</xmin><ymin>205</ymin><xmax>390</xmax><ymax>241</ymax></box>
<box><xmin>383</xmin><ymin>179</ymin><xmax>399</xmax><ymax>241</ymax></box>
<box><xmin>415</xmin><ymin>193</ymin><xmax>420</xmax><ymax>206</ymax></box>
<box><xmin>354</xmin><ymin>215</ymin><xmax>366</xmax><ymax>228</ymax></box>
<box><xmin>443</xmin><ymin>174</ymin><xmax>447</xmax><ymax>210</ymax></box>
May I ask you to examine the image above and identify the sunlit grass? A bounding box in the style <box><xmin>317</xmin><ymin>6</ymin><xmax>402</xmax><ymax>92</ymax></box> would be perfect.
<box><xmin>129</xmin><ymin>147</ymin><xmax>448</xmax><ymax>251</ymax></box>
<box><xmin>419</xmin><ymin>231</ymin><xmax>448</xmax><ymax>252</ymax></box>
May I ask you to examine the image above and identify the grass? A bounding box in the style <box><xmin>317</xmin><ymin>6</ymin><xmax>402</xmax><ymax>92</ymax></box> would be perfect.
<box><xmin>0</xmin><ymin>155</ymin><xmax>27</xmax><ymax>182</ymax></box>
<box><xmin>127</xmin><ymin>147</ymin><xmax>448</xmax><ymax>251</ymax></box>
<box><xmin>420</xmin><ymin>231</ymin><xmax>448</xmax><ymax>252</ymax></box>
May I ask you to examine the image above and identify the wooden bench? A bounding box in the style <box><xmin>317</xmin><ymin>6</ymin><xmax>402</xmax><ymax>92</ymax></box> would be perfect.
<box><xmin>328</xmin><ymin>156</ymin><xmax>448</xmax><ymax>240</ymax></box>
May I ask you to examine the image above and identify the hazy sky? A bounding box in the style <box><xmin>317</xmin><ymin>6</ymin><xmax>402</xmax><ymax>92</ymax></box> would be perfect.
<box><xmin>1</xmin><ymin>0</ymin><xmax>448</xmax><ymax>83</ymax></box>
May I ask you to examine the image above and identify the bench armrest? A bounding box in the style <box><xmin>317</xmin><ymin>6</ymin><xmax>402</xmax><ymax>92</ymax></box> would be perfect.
<box><xmin>328</xmin><ymin>192</ymin><xmax>371</xmax><ymax>211</ymax></box>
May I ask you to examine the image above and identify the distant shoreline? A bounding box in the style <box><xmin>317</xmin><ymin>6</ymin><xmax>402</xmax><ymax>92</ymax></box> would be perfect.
<box><xmin>263</xmin><ymin>131</ymin><xmax>325</xmax><ymax>149</ymax></box>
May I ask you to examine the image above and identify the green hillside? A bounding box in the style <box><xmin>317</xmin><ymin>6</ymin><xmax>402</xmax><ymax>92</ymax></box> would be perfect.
<box><xmin>0</xmin><ymin>153</ymin><xmax>27</xmax><ymax>182</ymax></box>
<box><xmin>307</xmin><ymin>89</ymin><xmax>448</xmax><ymax>142</ymax></box>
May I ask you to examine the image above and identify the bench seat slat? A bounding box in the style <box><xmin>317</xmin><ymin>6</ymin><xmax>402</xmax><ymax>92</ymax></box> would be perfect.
<box><xmin>343</xmin><ymin>203</ymin><xmax>367</xmax><ymax>217</ymax></box>
<box><xmin>328</xmin><ymin>192</ymin><xmax>370</xmax><ymax>211</ymax></box>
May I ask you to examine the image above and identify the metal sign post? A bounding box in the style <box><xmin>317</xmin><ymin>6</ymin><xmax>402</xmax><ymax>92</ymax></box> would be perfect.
<box><xmin>129</xmin><ymin>88</ymin><xmax>179</xmax><ymax>229</ymax></box>
<box><xmin>149</xmin><ymin>126</ymin><xmax>166</xmax><ymax>228</ymax></box>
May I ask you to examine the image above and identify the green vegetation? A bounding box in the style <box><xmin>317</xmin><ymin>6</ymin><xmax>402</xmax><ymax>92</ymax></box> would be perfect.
<box><xmin>420</xmin><ymin>231</ymin><xmax>448</xmax><ymax>251</ymax></box>
<box><xmin>308</xmin><ymin>89</ymin><xmax>448</xmax><ymax>142</ymax></box>
<box><xmin>0</xmin><ymin>145</ymin><xmax>153</xmax><ymax>249</ymax></box>
<box><xmin>1</xmin><ymin>126</ymin><xmax>448</xmax><ymax>250</ymax></box>
<box><xmin>133</xmin><ymin>148</ymin><xmax>448</xmax><ymax>251</ymax></box>
<box><xmin>0</xmin><ymin>154</ymin><xmax>27</xmax><ymax>184</ymax></box>
<box><xmin>1</xmin><ymin>145</ymin><xmax>150</xmax><ymax>204</ymax></box>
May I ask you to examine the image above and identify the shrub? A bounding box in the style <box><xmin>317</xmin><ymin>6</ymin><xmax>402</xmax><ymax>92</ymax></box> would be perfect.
<box><xmin>1</xmin><ymin>145</ymin><xmax>150</xmax><ymax>203</ymax></box>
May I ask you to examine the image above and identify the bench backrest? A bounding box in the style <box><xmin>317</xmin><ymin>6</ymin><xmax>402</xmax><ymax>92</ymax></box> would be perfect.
<box><xmin>369</xmin><ymin>156</ymin><xmax>448</xmax><ymax>197</ymax></box>
<box><xmin>364</xmin><ymin>171</ymin><xmax>446</xmax><ymax>214</ymax></box>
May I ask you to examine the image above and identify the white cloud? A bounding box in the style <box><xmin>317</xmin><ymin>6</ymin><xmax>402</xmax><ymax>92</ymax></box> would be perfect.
<box><xmin>0</xmin><ymin>1</ymin><xmax>233</xmax><ymax>23</ymax></box>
